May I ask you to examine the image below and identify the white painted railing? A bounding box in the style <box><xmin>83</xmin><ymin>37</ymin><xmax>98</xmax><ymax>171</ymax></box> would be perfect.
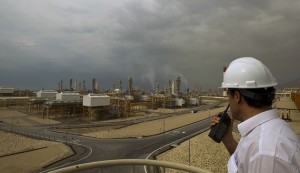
<box><xmin>48</xmin><ymin>159</ymin><xmax>212</xmax><ymax>173</ymax></box>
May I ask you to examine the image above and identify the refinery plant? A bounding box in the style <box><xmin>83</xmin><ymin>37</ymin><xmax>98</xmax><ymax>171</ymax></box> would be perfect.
<box><xmin>1</xmin><ymin>75</ymin><xmax>299</xmax><ymax>123</ymax></box>
<box><xmin>0</xmin><ymin>76</ymin><xmax>230</xmax><ymax>123</ymax></box>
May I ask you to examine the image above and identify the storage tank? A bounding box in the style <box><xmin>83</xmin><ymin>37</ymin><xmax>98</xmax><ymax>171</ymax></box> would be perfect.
<box><xmin>140</xmin><ymin>95</ymin><xmax>149</xmax><ymax>102</ymax></box>
<box><xmin>125</xmin><ymin>95</ymin><xmax>134</xmax><ymax>101</ymax></box>
<box><xmin>175</xmin><ymin>98</ymin><xmax>185</xmax><ymax>107</ymax></box>
<box><xmin>189</xmin><ymin>98</ymin><xmax>199</xmax><ymax>106</ymax></box>
<box><xmin>83</xmin><ymin>94</ymin><xmax>110</xmax><ymax>107</ymax></box>
<box><xmin>56</xmin><ymin>92</ymin><xmax>81</xmax><ymax>101</ymax></box>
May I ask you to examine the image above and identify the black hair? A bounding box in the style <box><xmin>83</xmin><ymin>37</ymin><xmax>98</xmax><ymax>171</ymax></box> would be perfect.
<box><xmin>228</xmin><ymin>87</ymin><xmax>275</xmax><ymax>108</ymax></box>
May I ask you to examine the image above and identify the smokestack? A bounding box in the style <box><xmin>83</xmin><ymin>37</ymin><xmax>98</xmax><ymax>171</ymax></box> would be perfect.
<box><xmin>119</xmin><ymin>80</ymin><xmax>122</xmax><ymax>94</ymax></box>
<box><xmin>74</xmin><ymin>81</ymin><xmax>77</xmax><ymax>91</ymax></box>
<box><xmin>176</xmin><ymin>76</ymin><xmax>181</xmax><ymax>95</ymax></box>
<box><xmin>83</xmin><ymin>80</ymin><xmax>86</xmax><ymax>91</ymax></box>
<box><xmin>78</xmin><ymin>82</ymin><xmax>82</xmax><ymax>90</ymax></box>
<box><xmin>156</xmin><ymin>82</ymin><xmax>160</xmax><ymax>94</ymax></box>
<box><xmin>128</xmin><ymin>76</ymin><xmax>133</xmax><ymax>95</ymax></box>
<box><xmin>61</xmin><ymin>80</ymin><xmax>64</xmax><ymax>91</ymax></box>
<box><xmin>168</xmin><ymin>79</ymin><xmax>172</xmax><ymax>96</ymax></box>
<box><xmin>58</xmin><ymin>81</ymin><xmax>61</xmax><ymax>91</ymax></box>
<box><xmin>70</xmin><ymin>78</ymin><xmax>73</xmax><ymax>91</ymax></box>
<box><xmin>92</xmin><ymin>78</ymin><xmax>96</xmax><ymax>93</ymax></box>
<box><xmin>96</xmin><ymin>81</ymin><xmax>100</xmax><ymax>93</ymax></box>
<box><xmin>112</xmin><ymin>83</ymin><xmax>115</xmax><ymax>93</ymax></box>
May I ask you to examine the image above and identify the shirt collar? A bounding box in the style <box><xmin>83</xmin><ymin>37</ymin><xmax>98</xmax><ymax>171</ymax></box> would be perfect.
<box><xmin>237</xmin><ymin>109</ymin><xmax>279</xmax><ymax>137</ymax></box>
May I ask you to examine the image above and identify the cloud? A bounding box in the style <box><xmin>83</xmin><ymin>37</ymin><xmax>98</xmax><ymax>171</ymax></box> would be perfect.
<box><xmin>0</xmin><ymin>0</ymin><xmax>299</xmax><ymax>90</ymax></box>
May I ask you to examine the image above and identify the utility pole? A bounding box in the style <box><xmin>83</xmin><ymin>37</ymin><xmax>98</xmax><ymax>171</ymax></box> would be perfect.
<box><xmin>189</xmin><ymin>139</ymin><xmax>191</xmax><ymax>166</ymax></box>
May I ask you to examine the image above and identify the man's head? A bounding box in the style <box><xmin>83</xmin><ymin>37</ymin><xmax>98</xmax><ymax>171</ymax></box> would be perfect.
<box><xmin>222</xmin><ymin>57</ymin><xmax>277</xmax><ymax>120</ymax></box>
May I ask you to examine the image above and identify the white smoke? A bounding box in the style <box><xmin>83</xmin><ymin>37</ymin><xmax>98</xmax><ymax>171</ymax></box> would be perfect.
<box><xmin>145</xmin><ymin>67</ymin><xmax>156</xmax><ymax>91</ymax></box>
<box><xmin>162</xmin><ymin>65</ymin><xmax>188</xmax><ymax>92</ymax></box>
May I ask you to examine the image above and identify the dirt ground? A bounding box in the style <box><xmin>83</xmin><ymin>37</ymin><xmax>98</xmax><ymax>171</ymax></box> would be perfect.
<box><xmin>0</xmin><ymin>132</ymin><xmax>72</xmax><ymax>173</ymax></box>
<box><xmin>0</xmin><ymin>108</ymin><xmax>73</xmax><ymax>173</ymax></box>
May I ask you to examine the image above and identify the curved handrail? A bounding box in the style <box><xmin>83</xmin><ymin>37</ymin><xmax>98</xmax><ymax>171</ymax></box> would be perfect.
<box><xmin>48</xmin><ymin>159</ymin><xmax>212</xmax><ymax>173</ymax></box>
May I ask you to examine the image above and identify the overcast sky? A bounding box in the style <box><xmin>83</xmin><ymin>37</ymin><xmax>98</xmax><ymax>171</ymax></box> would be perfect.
<box><xmin>0</xmin><ymin>0</ymin><xmax>299</xmax><ymax>91</ymax></box>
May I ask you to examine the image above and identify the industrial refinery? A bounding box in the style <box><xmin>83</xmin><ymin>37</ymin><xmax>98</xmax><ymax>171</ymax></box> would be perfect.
<box><xmin>0</xmin><ymin>76</ymin><xmax>229</xmax><ymax>123</ymax></box>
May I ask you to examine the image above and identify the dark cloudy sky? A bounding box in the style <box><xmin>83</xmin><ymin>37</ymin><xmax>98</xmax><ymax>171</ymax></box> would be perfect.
<box><xmin>0</xmin><ymin>0</ymin><xmax>299</xmax><ymax>91</ymax></box>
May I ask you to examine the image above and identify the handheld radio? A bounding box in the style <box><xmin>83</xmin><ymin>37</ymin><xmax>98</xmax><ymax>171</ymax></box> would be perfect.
<box><xmin>208</xmin><ymin>105</ymin><xmax>231</xmax><ymax>143</ymax></box>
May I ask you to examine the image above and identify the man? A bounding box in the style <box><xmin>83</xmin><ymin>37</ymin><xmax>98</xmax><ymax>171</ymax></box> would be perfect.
<box><xmin>210</xmin><ymin>57</ymin><xmax>300</xmax><ymax>173</ymax></box>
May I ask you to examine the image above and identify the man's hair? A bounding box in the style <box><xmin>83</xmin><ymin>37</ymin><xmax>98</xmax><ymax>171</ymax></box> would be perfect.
<box><xmin>228</xmin><ymin>87</ymin><xmax>275</xmax><ymax>108</ymax></box>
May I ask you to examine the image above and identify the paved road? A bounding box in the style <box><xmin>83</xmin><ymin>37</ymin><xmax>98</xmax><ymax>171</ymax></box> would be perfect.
<box><xmin>0</xmin><ymin>104</ymin><xmax>217</xmax><ymax>173</ymax></box>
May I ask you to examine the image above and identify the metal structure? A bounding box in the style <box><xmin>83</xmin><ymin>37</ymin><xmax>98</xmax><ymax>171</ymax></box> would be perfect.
<box><xmin>48</xmin><ymin>159</ymin><xmax>212</xmax><ymax>173</ymax></box>
<box><xmin>150</xmin><ymin>95</ymin><xmax>174</xmax><ymax>109</ymax></box>
<box><xmin>27</xmin><ymin>98</ymin><xmax>48</xmax><ymax>115</ymax></box>
<box><xmin>82</xmin><ymin>105</ymin><xmax>109</xmax><ymax>121</ymax></box>
<box><xmin>42</xmin><ymin>100</ymin><xmax>83</xmax><ymax>119</ymax></box>
<box><xmin>110</xmin><ymin>97</ymin><xmax>132</xmax><ymax>118</ymax></box>
<box><xmin>82</xmin><ymin>94</ymin><xmax>110</xmax><ymax>121</ymax></box>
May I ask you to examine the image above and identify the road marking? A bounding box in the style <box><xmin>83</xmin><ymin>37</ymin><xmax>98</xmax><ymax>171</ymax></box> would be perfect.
<box><xmin>72</xmin><ymin>139</ymin><xmax>80</xmax><ymax>143</ymax></box>
<box><xmin>144</xmin><ymin>126</ymin><xmax>210</xmax><ymax>173</ymax></box>
<box><xmin>165</xmin><ymin>130</ymin><xmax>181</xmax><ymax>136</ymax></box>
<box><xmin>39</xmin><ymin>142</ymin><xmax>92</xmax><ymax>173</ymax></box>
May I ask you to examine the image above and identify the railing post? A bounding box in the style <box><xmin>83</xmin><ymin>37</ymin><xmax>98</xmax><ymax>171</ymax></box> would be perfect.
<box><xmin>131</xmin><ymin>165</ymin><xmax>135</xmax><ymax>173</ymax></box>
<box><xmin>161</xmin><ymin>166</ymin><xmax>165</xmax><ymax>173</ymax></box>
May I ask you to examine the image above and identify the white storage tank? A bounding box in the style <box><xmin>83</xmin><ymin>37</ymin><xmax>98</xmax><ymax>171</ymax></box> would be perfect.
<box><xmin>37</xmin><ymin>90</ymin><xmax>58</xmax><ymax>99</ymax></box>
<box><xmin>189</xmin><ymin>98</ymin><xmax>199</xmax><ymax>106</ymax></box>
<box><xmin>56</xmin><ymin>92</ymin><xmax>81</xmax><ymax>101</ymax></box>
<box><xmin>83</xmin><ymin>94</ymin><xmax>110</xmax><ymax>107</ymax></box>
<box><xmin>175</xmin><ymin>98</ymin><xmax>185</xmax><ymax>107</ymax></box>
<box><xmin>140</xmin><ymin>95</ymin><xmax>149</xmax><ymax>102</ymax></box>
<box><xmin>125</xmin><ymin>95</ymin><xmax>134</xmax><ymax>101</ymax></box>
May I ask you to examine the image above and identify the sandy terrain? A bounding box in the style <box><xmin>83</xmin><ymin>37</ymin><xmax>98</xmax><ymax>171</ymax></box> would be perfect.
<box><xmin>156</xmin><ymin>131</ymin><xmax>240</xmax><ymax>173</ymax></box>
<box><xmin>0</xmin><ymin>131</ymin><xmax>73</xmax><ymax>173</ymax></box>
<box><xmin>0</xmin><ymin>108</ymin><xmax>72</xmax><ymax>173</ymax></box>
<box><xmin>0</xmin><ymin>107</ymin><xmax>61</xmax><ymax>126</ymax></box>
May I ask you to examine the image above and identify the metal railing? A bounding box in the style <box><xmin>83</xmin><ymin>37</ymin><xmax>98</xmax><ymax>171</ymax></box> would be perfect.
<box><xmin>48</xmin><ymin>159</ymin><xmax>212</xmax><ymax>173</ymax></box>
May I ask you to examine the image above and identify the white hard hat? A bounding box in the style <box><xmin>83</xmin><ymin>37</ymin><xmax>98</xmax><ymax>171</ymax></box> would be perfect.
<box><xmin>221</xmin><ymin>57</ymin><xmax>277</xmax><ymax>89</ymax></box>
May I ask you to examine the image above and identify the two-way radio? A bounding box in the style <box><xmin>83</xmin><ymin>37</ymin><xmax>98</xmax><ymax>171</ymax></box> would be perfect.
<box><xmin>208</xmin><ymin>105</ymin><xmax>231</xmax><ymax>143</ymax></box>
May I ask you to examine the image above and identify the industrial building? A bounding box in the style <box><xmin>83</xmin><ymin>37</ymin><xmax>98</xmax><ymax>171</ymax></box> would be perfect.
<box><xmin>0</xmin><ymin>87</ymin><xmax>14</xmax><ymax>96</ymax></box>
<box><xmin>36</xmin><ymin>90</ymin><xmax>58</xmax><ymax>100</ymax></box>
<box><xmin>56</xmin><ymin>92</ymin><xmax>81</xmax><ymax>101</ymax></box>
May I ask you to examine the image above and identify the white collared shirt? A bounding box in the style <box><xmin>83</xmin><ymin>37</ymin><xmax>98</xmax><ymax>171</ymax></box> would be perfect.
<box><xmin>228</xmin><ymin>109</ymin><xmax>300</xmax><ymax>173</ymax></box>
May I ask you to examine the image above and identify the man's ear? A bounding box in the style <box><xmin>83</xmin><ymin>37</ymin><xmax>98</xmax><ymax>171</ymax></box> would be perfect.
<box><xmin>234</xmin><ymin>90</ymin><xmax>242</xmax><ymax>103</ymax></box>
